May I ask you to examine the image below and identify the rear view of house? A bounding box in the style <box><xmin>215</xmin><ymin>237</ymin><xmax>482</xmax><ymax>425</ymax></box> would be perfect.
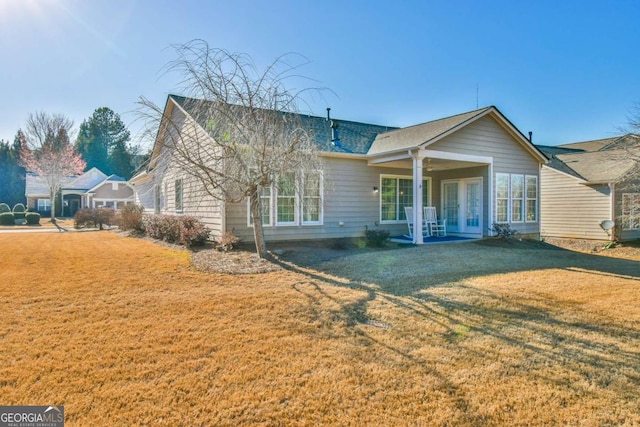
<box><xmin>131</xmin><ymin>95</ymin><xmax>547</xmax><ymax>244</ymax></box>
<box><xmin>538</xmin><ymin>134</ymin><xmax>640</xmax><ymax>241</ymax></box>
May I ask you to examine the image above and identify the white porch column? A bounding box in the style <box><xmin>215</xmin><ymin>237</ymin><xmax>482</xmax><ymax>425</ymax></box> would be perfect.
<box><xmin>412</xmin><ymin>154</ymin><xmax>424</xmax><ymax>244</ymax></box>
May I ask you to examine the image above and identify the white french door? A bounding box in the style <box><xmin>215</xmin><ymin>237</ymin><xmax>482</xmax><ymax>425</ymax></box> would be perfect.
<box><xmin>442</xmin><ymin>178</ymin><xmax>483</xmax><ymax>235</ymax></box>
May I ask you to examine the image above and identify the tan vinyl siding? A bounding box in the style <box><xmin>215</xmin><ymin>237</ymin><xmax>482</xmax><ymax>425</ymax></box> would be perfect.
<box><xmin>540</xmin><ymin>166</ymin><xmax>611</xmax><ymax>240</ymax></box>
<box><xmin>226</xmin><ymin>157</ymin><xmax>411</xmax><ymax>242</ymax></box>
<box><xmin>429</xmin><ymin>115</ymin><xmax>541</xmax><ymax>235</ymax></box>
<box><xmin>92</xmin><ymin>183</ymin><xmax>134</xmax><ymax>199</ymax></box>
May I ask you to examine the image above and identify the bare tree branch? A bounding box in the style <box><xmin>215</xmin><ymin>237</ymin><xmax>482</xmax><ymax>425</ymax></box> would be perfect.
<box><xmin>138</xmin><ymin>41</ymin><xmax>327</xmax><ymax>257</ymax></box>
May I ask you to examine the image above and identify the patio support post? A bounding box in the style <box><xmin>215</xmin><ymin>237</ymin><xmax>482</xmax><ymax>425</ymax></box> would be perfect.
<box><xmin>412</xmin><ymin>152</ymin><xmax>424</xmax><ymax>244</ymax></box>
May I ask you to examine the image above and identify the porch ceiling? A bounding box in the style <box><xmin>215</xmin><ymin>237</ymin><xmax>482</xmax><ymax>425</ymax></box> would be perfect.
<box><xmin>368</xmin><ymin>148</ymin><xmax>492</xmax><ymax>171</ymax></box>
<box><xmin>372</xmin><ymin>157</ymin><xmax>488</xmax><ymax>171</ymax></box>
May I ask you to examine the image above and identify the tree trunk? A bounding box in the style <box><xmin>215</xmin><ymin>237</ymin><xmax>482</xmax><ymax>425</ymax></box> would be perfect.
<box><xmin>249</xmin><ymin>187</ymin><xmax>268</xmax><ymax>258</ymax></box>
<box><xmin>49</xmin><ymin>189</ymin><xmax>56</xmax><ymax>222</ymax></box>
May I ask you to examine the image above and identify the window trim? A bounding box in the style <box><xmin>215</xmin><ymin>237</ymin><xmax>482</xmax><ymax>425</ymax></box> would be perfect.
<box><xmin>379</xmin><ymin>174</ymin><xmax>432</xmax><ymax>224</ymax></box>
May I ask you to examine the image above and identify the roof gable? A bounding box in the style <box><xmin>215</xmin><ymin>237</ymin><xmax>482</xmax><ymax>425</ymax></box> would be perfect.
<box><xmin>367</xmin><ymin>106</ymin><xmax>547</xmax><ymax>162</ymax></box>
<box><xmin>367</xmin><ymin>107</ymin><xmax>492</xmax><ymax>156</ymax></box>
<box><xmin>66</xmin><ymin>167</ymin><xmax>108</xmax><ymax>190</ymax></box>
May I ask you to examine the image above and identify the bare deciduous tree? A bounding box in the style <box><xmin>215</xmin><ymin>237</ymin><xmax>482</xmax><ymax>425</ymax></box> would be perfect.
<box><xmin>19</xmin><ymin>113</ymin><xmax>86</xmax><ymax>221</ymax></box>
<box><xmin>138</xmin><ymin>40</ymin><xmax>324</xmax><ymax>258</ymax></box>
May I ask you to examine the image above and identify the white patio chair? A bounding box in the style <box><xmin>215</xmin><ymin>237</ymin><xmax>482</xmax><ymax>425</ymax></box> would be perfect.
<box><xmin>424</xmin><ymin>206</ymin><xmax>447</xmax><ymax>237</ymax></box>
<box><xmin>404</xmin><ymin>206</ymin><xmax>428</xmax><ymax>239</ymax></box>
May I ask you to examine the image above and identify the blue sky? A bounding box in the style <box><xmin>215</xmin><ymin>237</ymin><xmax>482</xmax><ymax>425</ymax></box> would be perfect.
<box><xmin>1</xmin><ymin>0</ymin><xmax>639</xmax><ymax>148</ymax></box>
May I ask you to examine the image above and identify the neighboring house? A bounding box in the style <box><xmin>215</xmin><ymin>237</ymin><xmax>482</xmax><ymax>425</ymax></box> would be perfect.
<box><xmin>537</xmin><ymin>134</ymin><xmax>640</xmax><ymax>241</ymax></box>
<box><xmin>130</xmin><ymin>95</ymin><xmax>547</xmax><ymax>244</ymax></box>
<box><xmin>25</xmin><ymin>167</ymin><xmax>135</xmax><ymax>217</ymax></box>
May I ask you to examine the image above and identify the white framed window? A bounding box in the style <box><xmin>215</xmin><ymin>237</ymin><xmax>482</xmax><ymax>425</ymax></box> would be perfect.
<box><xmin>248</xmin><ymin>171</ymin><xmax>323</xmax><ymax>227</ymax></box>
<box><xmin>112</xmin><ymin>182</ymin><xmax>119</xmax><ymax>191</ymax></box>
<box><xmin>249</xmin><ymin>186</ymin><xmax>273</xmax><ymax>226</ymax></box>
<box><xmin>511</xmin><ymin>175</ymin><xmax>524</xmax><ymax>222</ymax></box>
<box><xmin>496</xmin><ymin>173</ymin><xmax>509</xmax><ymax>223</ymax></box>
<box><xmin>276</xmin><ymin>172</ymin><xmax>297</xmax><ymax>225</ymax></box>
<box><xmin>380</xmin><ymin>175</ymin><xmax>431</xmax><ymax>222</ymax></box>
<box><xmin>174</xmin><ymin>178</ymin><xmax>183</xmax><ymax>212</ymax></box>
<box><xmin>37</xmin><ymin>199</ymin><xmax>51</xmax><ymax>212</ymax></box>
<box><xmin>496</xmin><ymin>173</ymin><xmax>538</xmax><ymax>223</ymax></box>
<box><xmin>525</xmin><ymin>176</ymin><xmax>538</xmax><ymax>222</ymax></box>
<box><xmin>302</xmin><ymin>171</ymin><xmax>322</xmax><ymax>225</ymax></box>
<box><xmin>622</xmin><ymin>193</ymin><xmax>640</xmax><ymax>230</ymax></box>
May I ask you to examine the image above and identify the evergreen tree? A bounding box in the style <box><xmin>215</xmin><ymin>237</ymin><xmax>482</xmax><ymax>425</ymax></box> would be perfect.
<box><xmin>75</xmin><ymin>107</ymin><xmax>136</xmax><ymax>178</ymax></box>
<box><xmin>0</xmin><ymin>135</ymin><xmax>26</xmax><ymax>206</ymax></box>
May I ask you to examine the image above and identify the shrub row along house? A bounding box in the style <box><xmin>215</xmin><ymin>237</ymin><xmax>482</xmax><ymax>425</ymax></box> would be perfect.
<box><xmin>130</xmin><ymin>95</ymin><xmax>549</xmax><ymax>244</ymax></box>
<box><xmin>25</xmin><ymin>167</ymin><xmax>135</xmax><ymax>217</ymax></box>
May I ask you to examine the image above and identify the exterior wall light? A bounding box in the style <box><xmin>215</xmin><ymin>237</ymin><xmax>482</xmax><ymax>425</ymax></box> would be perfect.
<box><xmin>373</xmin><ymin>186</ymin><xmax>379</xmax><ymax>193</ymax></box>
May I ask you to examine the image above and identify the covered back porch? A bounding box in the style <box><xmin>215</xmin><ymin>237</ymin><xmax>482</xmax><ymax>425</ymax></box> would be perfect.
<box><xmin>369</xmin><ymin>148</ymin><xmax>493</xmax><ymax>244</ymax></box>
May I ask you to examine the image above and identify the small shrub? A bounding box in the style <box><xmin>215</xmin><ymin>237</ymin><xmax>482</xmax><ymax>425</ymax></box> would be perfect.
<box><xmin>116</xmin><ymin>204</ymin><xmax>145</xmax><ymax>233</ymax></box>
<box><xmin>217</xmin><ymin>229</ymin><xmax>240</xmax><ymax>252</ymax></box>
<box><xmin>364</xmin><ymin>226</ymin><xmax>390</xmax><ymax>247</ymax></box>
<box><xmin>0</xmin><ymin>212</ymin><xmax>15</xmax><ymax>226</ymax></box>
<box><xmin>179</xmin><ymin>216</ymin><xmax>211</xmax><ymax>248</ymax></box>
<box><xmin>144</xmin><ymin>215</ymin><xmax>182</xmax><ymax>243</ymax></box>
<box><xmin>25</xmin><ymin>212</ymin><xmax>41</xmax><ymax>225</ymax></box>
<box><xmin>490</xmin><ymin>223</ymin><xmax>520</xmax><ymax>240</ymax></box>
<box><xmin>12</xmin><ymin>203</ymin><xmax>26</xmax><ymax>221</ymax></box>
<box><xmin>74</xmin><ymin>208</ymin><xmax>115</xmax><ymax>230</ymax></box>
<box><xmin>143</xmin><ymin>214</ymin><xmax>211</xmax><ymax>248</ymax></box>
<box><xmin>0</xmin><ymin>203</ymin><xmax>10</xmax><ymax>214</ymax></box>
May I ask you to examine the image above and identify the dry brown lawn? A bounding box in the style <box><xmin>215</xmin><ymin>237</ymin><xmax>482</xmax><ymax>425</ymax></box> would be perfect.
<box><xmin>0</xmin><ymin>232</ymin><xmax>639</xmax><ymax>426</ymax></box>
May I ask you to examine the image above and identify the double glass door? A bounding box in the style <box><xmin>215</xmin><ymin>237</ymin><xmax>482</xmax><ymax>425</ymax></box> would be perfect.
<box><xmin>442</xmin><ymin>178</ymin><xmax>482</xmax><ymax>235</ymax></box>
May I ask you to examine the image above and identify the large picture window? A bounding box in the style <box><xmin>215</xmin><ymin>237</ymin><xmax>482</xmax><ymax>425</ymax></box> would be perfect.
<box><xmin>496</xmin><ymin>173</ymin><xmax>537</xmax><ymax>223</ymax></box>
<box><xmin>622</xmin><ymin>193</ymin><xmax>640</xmax><ymax>230</ymax></box>
<box><xmin>380</xmin><ymin>176</ymin><xmax>430</xmax><ymax>222</ymax></box>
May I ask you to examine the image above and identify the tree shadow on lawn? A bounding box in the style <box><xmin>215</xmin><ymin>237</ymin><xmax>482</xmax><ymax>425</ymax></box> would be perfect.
<box><xmin>277</xmin><ymin>239</ymin><xmax>639</xmax><ymax>295</ymax></box>
<box><xmin>273</xmin><ymin>241</ymin><xmax>640</xmax><ymax>420</ymax></box>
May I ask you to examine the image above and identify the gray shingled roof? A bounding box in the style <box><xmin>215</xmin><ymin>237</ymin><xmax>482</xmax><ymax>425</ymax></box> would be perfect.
<box><xmin>25</xmin><ymin>173</ymin><xmax>75</xmax><ymax>195</ymax></box>
<box><xmin>367</xmin><ymin>107</ymin><xmax>493</xmax><ymax>156</ymax></box>
<box><xmin>556</xmin><ymin>149</ymin><xmax>635</xmax><ymax>183</ymax></box>
<box><xmin>538</xmin><ymin>135</ymin><xmax>639</xmax><ymax>183</ymax></box>
<box><xmin>170</xmin><ymin>95</ymin><xmax>396</xmax><ymax>155</ymax></box>
<box><xmin>65</xmin><ymin>168</ymin><xmax>107</xmax><ymax>190</ymax></box>
<box><xmin>557</xmin><ymin>137</ymin><xmax>618</xmax><ymax>153</ymax></box>
<box><xmin>25</xmin><ymin>168</ymin><xmax>111</xmax><ymax>196</ymax></box>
